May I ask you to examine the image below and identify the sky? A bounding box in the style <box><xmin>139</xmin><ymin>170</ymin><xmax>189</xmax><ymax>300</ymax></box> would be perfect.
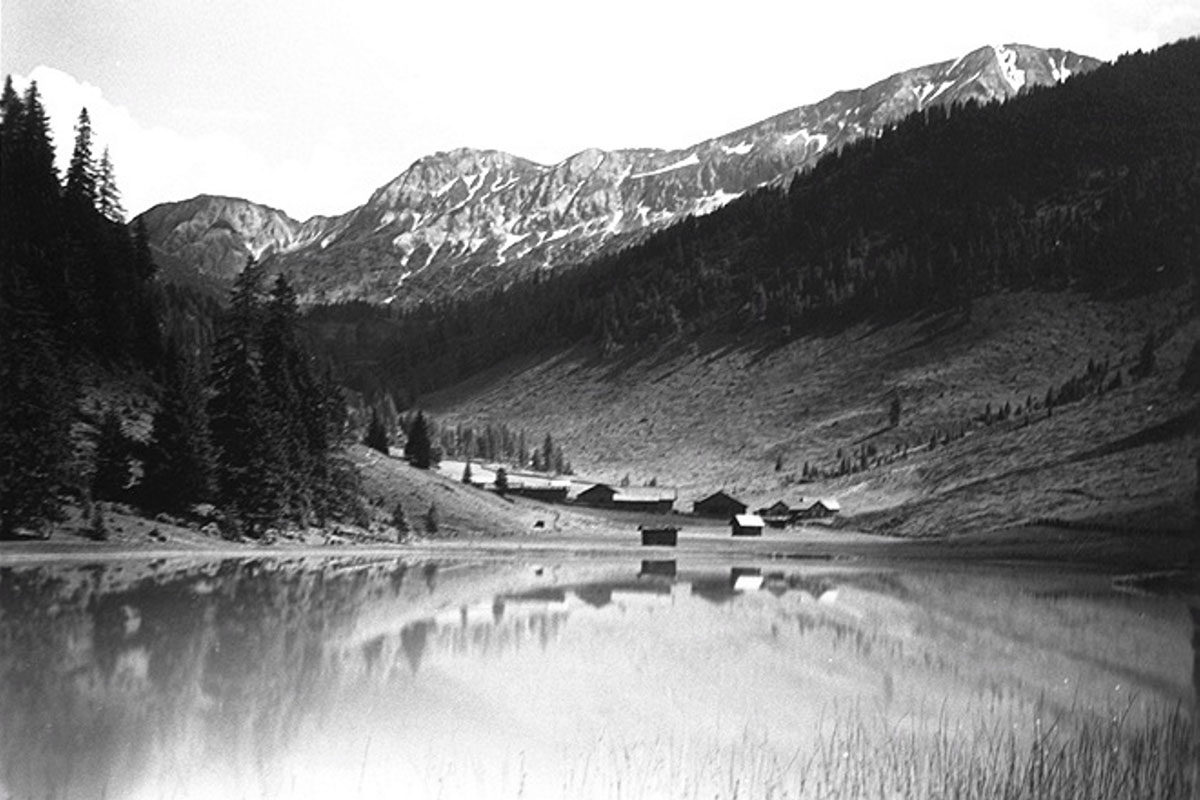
<box><xmin>2</xmin><ymin>1</ymin><xmax>1197</xmax><ymax>220</ymax></box>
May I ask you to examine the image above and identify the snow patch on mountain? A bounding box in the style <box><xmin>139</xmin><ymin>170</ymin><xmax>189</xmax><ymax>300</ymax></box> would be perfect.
<box><xmin>630</xmin><ymin>153</ymin><xmax>700</xmax><ymax>179</ymax></box>
<box><xmin>928</xmin><ymin>80</ymin><xmax>956</xmax><ymax>103</ymax></box>
<box><xmin>1049</xmin><ymin>54</ymin><xmax>1072</xmax><ymax>82</ymax></box>
<box><xmin>994</xmin><ymin>44</ymin><xmax>1026</xmax><ymax>92</ymax></box>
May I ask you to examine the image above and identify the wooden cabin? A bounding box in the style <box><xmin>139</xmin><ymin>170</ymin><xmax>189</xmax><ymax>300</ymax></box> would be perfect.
<box><xmin>794</xmin><ymin>497</ymin><xmax>842</xmax><ymax>520</ymax></box>
<box><xmin>692</xmin><ymin>490</ymin><xmax>747</xmax><ymax>518</ymax></box>
<box><xmin>639</xmin><ymin>525</ymin><xmax>679</xmax><ymax>547</ymax></box>
<box><xmin>506</xmin><ymin>481</ymin><xmax>570</xmax><ymax>503</ymax></box>
<box><xmin>731</xmin><ymin>513</ymin><xmax>765</xmax><ymax>536</ymax></box>
<box><xmin>578</xmin><ymin>484</ymin><xmax>676</xmax><ymax>514</ymax></box>
<box><xmin>758</xmin><ymin>500</ymin><xmax>793</xmax><ymax>528</ymax></box>
<box><xmin>575</xmin><ymin>483</ymin><xmax>617</xmax><ymax>506</ymax></box>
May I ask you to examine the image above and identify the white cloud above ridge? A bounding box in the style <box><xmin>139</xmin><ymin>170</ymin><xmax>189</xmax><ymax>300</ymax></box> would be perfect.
<box><xmin>13</xmin><ymin>66</ymin><xmax>369</xmax><ymax>220</ymax></box>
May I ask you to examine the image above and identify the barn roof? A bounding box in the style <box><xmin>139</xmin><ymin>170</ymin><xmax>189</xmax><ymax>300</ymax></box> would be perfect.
<box><xmin>507</xmin><ymin>477</ymin><xmax>571</xmax><ymax>490</ymax></box>
<box><xmin>697</xmin><ymin>490</ymin><xmax>743</xmax><ymax>504</ymax></box>
<box><xmin>796</xmin><ymin>497</ymin><xmax>841</xmax><ymax>511</ymax></box>
<box><xmin>613</xmin><ymin>487</ymin><xmax>677</xmax><ymax>502</ymax></box>
<box><xmin>733</xmin><ymin>514</ymin><xmax>765</xmax><ymax>527</ymax></box>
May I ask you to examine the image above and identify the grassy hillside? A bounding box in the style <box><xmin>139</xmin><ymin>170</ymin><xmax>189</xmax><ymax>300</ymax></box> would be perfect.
<box><xmin>426</xmin><ymin>288</ymin><xmax>1198</xmax><ymax>539</ymax></box>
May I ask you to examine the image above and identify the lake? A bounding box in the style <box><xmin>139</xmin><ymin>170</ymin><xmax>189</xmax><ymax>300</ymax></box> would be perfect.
<box><xmin>0</xmin><ymin>554</ymin><xmax>1196</xmax><ymax>799</ymax></box>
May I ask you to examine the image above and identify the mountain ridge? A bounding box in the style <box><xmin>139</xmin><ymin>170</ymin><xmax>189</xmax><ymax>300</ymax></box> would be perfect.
<box><xmin>137</xmin><ymin>43</ymin><xmax>1100</xmax><ymax>304</ymax></box>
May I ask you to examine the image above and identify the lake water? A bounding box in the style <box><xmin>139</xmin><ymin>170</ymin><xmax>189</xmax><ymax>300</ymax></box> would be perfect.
<box><xmin>0</xmin><ymin>555</ymin><xmax>1196</xmax><ymax>799</ymax></box>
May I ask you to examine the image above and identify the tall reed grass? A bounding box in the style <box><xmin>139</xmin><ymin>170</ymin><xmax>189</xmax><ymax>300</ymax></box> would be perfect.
<box><xmin>502</xmin><ymin>705</ymin><xmax>1198</xmax><ymax>800</ymax></box>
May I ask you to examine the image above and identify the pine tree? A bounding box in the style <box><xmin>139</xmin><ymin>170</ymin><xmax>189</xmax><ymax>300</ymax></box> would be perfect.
<box><xmin>93</xmin><ymin>408</ymin><xmax>130</xmax><ymax>501</ymax></box>
<box><xmin>207</xmin><ymin>259</ymin><xmax>288</xmax><ymax>535</ymax></box>
<box><xmin>494</xmin><ymin>467</ymin><xmax>508</xmax><ymax>494</ymax></box>
<box><xmin>461</xmin><ymin>460</ymin><xmax>473</xmax><ymax>484</ymax></box>
<box><xmin>89</xmin><ymin>504</ymin><xmax>108</xmax><ymax>541</ymax></box>
<box><xmin>364</xmin><ymin>408</ymin><xmax>390</xmax><ymax>454</ymax></box>
<box><xmin>392</xmin><ymin>501</ymin><xmax>409</xmax><ymax>537</ymax></box>
<box><xmin>0</xmin><ymin>283</ymin><xmax>75</xmax><ymax>538</ymax></box>
<box><xmin>404</xmin><ymin>411</ymin><xmax>432</xmax><ymax>469</ymax></box>
<box><xmin>132</xmin><ymin>216</ymin><xmax>156</xmax><ymax>281</ymax></box>
<box><xmin>64</xmin><ymin>107</ymin><xmax>97</xmax><ymax>213</ymax></box>
<box><xmin>96</xmin><ymin>146</ymin><xmax>125</xmax><ymax>223</ymax></box>
<box><xmin>0</xmin><ymin>76</ymin><xmax>26</xmax><ymax>239</ymax></box>
<box><xmin>142</xmin><ymin>341</ymin><xmax>215</xmax><ymax>511</ymax></box>
<box><xmin>16</xmin><ymin>82</ymin><xmax>61</xmax><ymax>245</ymax></box>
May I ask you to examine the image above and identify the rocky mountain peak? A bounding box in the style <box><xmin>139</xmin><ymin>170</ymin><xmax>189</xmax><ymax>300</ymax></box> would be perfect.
<box><xmin>138</xmin><ymin>43</ymin><xmax>1102</xmax><ymax>305</ymax></box>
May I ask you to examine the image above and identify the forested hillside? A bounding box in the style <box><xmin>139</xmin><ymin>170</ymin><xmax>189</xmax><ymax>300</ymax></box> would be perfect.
<box><xmin>311</xmin><ymin>39</ymin><xmax>1199</xmax><ymax>401</ymax></box>
<box><xmin>0</xmin><ymin>77</ymin><xmax>362</xmax><ymax>539</ymax></box>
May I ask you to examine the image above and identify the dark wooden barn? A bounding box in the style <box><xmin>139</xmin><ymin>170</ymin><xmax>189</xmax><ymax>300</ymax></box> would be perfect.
<box><xmin>692</xmin><ymin>491</ymin><xmax>747</xmax><ymax>518</ymax></box>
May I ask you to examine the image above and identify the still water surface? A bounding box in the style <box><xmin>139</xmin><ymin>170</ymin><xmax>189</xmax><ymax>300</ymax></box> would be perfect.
<box><xmin>0</xmin><ymin>555</ymin><xmax>1195</xmax><ymax>799</ymax></box>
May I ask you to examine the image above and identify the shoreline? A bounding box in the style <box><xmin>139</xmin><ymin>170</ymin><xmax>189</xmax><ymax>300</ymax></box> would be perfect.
<box><xmin>2</xmin><ymin>519</ymin><xmax>1195</xmax><ymax>576</ymax></box>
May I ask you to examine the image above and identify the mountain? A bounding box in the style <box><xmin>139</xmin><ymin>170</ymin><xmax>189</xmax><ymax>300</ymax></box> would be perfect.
<box><xmin>137</xmin><ymin>43</ymin><xmax>1099</xmax><ymax>305</ymax></box>
<box><xmin>318</xmin><ymin>38</ymin><xmax>1200</xmax><ymax>539</ymax></box>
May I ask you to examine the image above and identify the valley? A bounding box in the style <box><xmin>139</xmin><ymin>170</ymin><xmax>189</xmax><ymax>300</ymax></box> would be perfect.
<box><xmin>425</xmin><ymin>289</ymin><xmax>1198</xmax><ymax>543</ymax></box>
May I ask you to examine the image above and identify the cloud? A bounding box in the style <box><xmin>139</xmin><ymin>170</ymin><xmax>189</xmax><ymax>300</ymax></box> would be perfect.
<box><xmin>13</xmin><ymin>66</ymin><xmax>369</xmax><ymax>220</ymax></box>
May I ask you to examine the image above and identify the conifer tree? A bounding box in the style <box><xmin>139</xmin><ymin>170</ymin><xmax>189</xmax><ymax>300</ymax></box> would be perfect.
<box><xmin>132</xmin><ymin>216</ymin><xmax>156</xmax><ymax>281</ymax></box>
<box><xmin>0</xmin><ymin>284</ymin><xmax>74</xmax><ymax>537</ymax></box>
<box><xmin>0</xmin><ymin>77</ymin><xmax>25</xmax><ymax>235</ymax></box>
<box><xmin>93</xmin><ymin>408</ymin><xmax>130</xmax><ymax>501</ymax></box>
<box><xmin>143</xmin><ymin>341</ymin><xmax>215</xmax><ymax>511</ymax></box>
<box><xmin>96</xmin><ymin>146</ymin><xmax>125</xmax><ymax>223</ymax></box>
<box><xmin>392</xmin><ymin>501</ymin><xmax>409</xmax><ymax>536</ymax></box>
<box><xmin>261</xmin><ymin>274</ymin><xmax>314</xmax><ymax>517</ymax></box>
<box><xmin>16</xmin><ymin>83</ymin><xmax>61</xmax><ymax>243</ymax></box>
<box><xmin>65</xmin><ymin>107</ymin><xmax>97</xmax><ymax>213</ymax></box>
<box><xmin>364</xmin><ymin>408</ymin><xmax>390</xmax><ymax>455</ymax></box>
<box><xmin>404</xmin><ymin>411</ymin><xmax>432</xmax><ymax>469</ymax></box>
<box><xmin>208</xmin><ymin>259</ymin><xmax>287</xmax><ymax>535</ymax></box>
<box><xmin>494</xmin><ymin>467</ymin><xmax>508</xmax><ymax>495</ymax></box>
<box><xmin>461</xmin><ymin>460</ymin><xmax>473</xmax><ymax>484</ymax></box>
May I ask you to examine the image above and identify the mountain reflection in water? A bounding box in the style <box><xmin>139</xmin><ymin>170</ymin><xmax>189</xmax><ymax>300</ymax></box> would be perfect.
<box><xmin>0</xmin><ymin>556</ymin><xmax>1194</xmax><ymax>799</ymax></box>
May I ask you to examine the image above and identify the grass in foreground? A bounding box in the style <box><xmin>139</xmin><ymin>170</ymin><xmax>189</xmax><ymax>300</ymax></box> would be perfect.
<box><xmin>409</xmin><ymin>706</ymin><xmax>1198</xmax><ymax>800</ymax></box>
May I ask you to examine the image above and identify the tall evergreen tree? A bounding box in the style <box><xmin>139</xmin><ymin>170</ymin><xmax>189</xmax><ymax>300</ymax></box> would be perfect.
<box><xmin>207</xmin><ymin>260</ymin><xmax>287</xmax><ymax>535</ymax></box>
<box><xmin>0</xmin><ymin>281</ymin><xmax>75</xmax><ymax>538</ymax></box>
<box><xmin>363</xmin><ymin>408</ymin><xmax>390</xmax><ymax>455</ymax></box>
<box><xmin>64</xmin><ymin>107</ymin><xmax>97</xmax><ymax>213</ymax></box>
<box><xmin>0</xmin><ymin>77</ymin><xmax>25</xmax><ymax>245</ymax></box>
<box><xmin>93</xmin><ymin>408</ymin><xmax>130</xmax><ymax>501</ymax></box>
<box><xmin>132</xmin><ymin>216</ymin><xmax>156</xmax><ymax>281</ymax></box>
<box><xmin>261</xmin><ymin>274</ymin><xmax>311</xmax><ymax>518</ymax></box>
<box><xmin>96</xmin><ymin>146</ymin><xmax>125</xmax><ymax>223</ymax></box>
<box><xmin>142</xmin><ymin>341</ymin><xmax>215</xmax><ymax>511</ymax></box>
<box><xmin>16</xmin><ymin>82</ymin><xmax>61</xmax><ymax>242</ymax></box>
<box><xmin>404</xmin><ymin>411</ymin><xmax>432</xmax><ymax>469</ymax></box>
